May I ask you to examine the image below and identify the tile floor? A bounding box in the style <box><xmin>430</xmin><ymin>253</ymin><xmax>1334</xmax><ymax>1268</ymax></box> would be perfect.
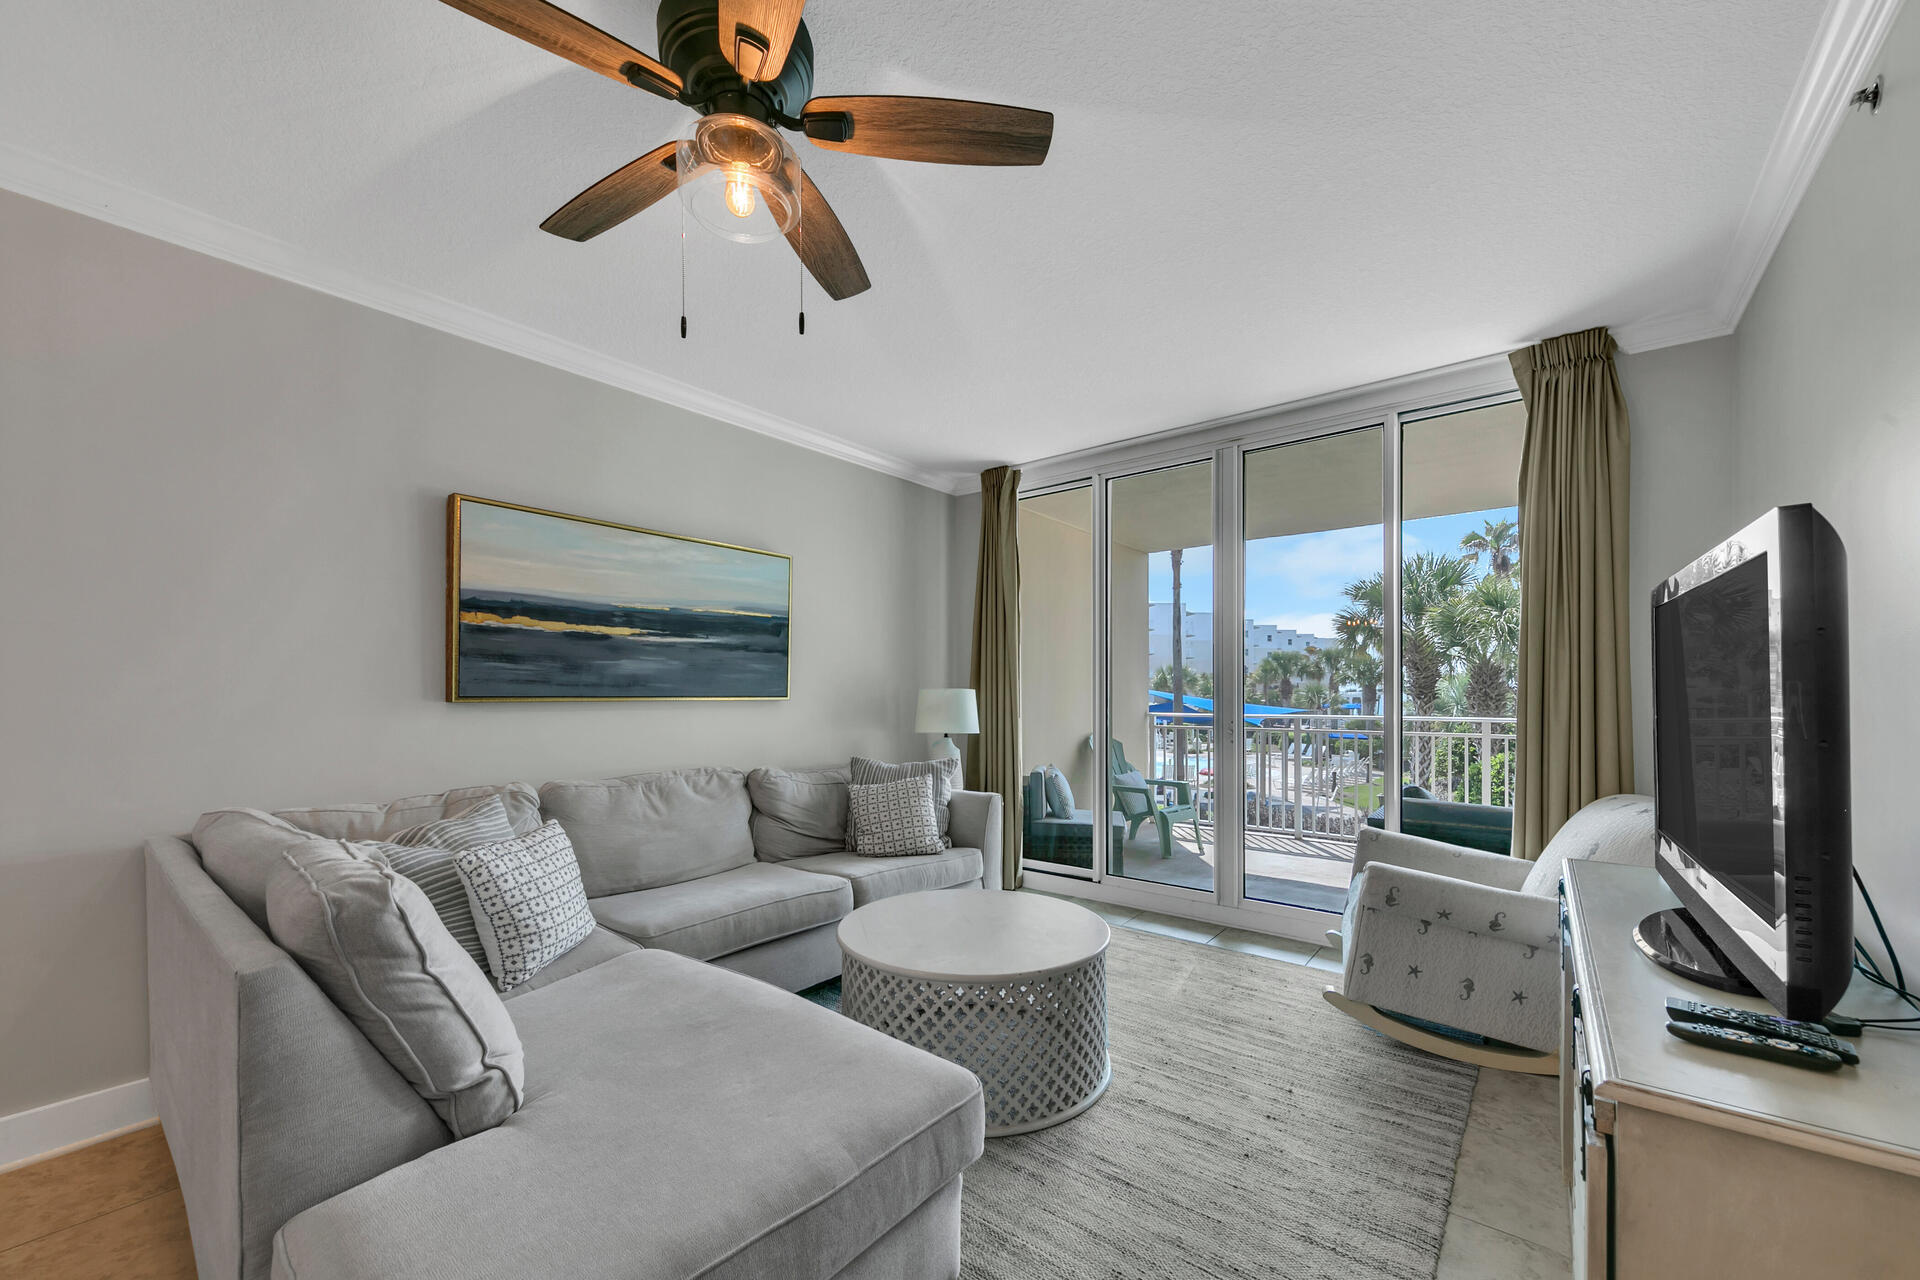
<box><xmin>1033</xmin><ymin>889</ymin><xmax>1575</xmax><ymax>1278</ymax></box>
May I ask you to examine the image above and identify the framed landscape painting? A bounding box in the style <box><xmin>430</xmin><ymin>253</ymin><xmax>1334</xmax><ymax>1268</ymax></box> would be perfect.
<box><xmin>446</xmin><ymin>495</ymin><xmax>790</xmax><ymax>701</ymax></box>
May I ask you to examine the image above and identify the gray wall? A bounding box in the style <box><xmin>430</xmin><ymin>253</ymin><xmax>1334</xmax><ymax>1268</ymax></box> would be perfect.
<box><xmin>1728</xmin><ymin>5</ymin><xmax>1920</xmax><ymax>964</ymax></box>
<box><xmin>0</xmin><ymin>189</ymin><xmax>957</xmax><ymax>1119</ymax></box>
<box><xmin>1617</xmin><ymin>338</ymin><xmax>1738</xmax><ymax>795</ymax></box>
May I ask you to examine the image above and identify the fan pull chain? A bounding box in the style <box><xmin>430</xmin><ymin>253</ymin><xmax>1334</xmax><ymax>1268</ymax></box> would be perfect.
<box><xmin>797</xmin><ymin>202</ymin><xmax>806</xmax><ymax>336</ymax></box>
<box><xmin>679</xmin><ymin>202</ymin><xmax>688</xmax><ymax>339</ymax></box>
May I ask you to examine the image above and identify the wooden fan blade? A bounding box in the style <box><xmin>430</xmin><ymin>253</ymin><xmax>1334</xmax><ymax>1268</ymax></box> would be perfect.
<box><xmin>436</xmin><ymin>0</ymin><xmax>682</xmax><ymax>98</ymax></box>
<box><xmin>800</xmin><ymin>96</ymin><xmax>1052</xmax><ymax>165</ymax></box>
<box><xmin>540</xmin><ymin>143</ymin><xmax>680</xmax><ymax>241</ymax></box>
<box><xmin>786</xmin><ymin>172</ymin><xmax>870</xmax><ymax>300</ymax></box>
<box><xmin>717</xmin><ymin>0</ymin><xmax>806</xmax><ymax>82</ymax></box>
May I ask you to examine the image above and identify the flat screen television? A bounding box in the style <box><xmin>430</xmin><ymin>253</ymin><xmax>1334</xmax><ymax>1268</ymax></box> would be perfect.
<box><xmin>1642</xmin><ymin>503</ymin><xmax>1852</xmax><ymax>1021</ymax></box>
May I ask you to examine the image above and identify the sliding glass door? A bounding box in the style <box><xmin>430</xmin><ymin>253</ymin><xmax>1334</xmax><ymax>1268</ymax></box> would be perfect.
<box><xmin>1017</xmin><ymin>483</ymin><xmax>1099</xmax><ymax>877</ymax></box>
<box><xmin>1398</xmin><ymin>402</ymin><xmax>1523</xmax><ymax>828</ymax></box>
<box><xmin>1014</xmin><ymin>380</ymin><xmax>1525</xmax><ymax>936</ymax></box>
<box><xmin>1240</xmin><ymin>427</ymin><xmax>1384</xmax><ymax>911</ymax></box>
<box><xmin>1108</xmin><ymin>459</ymin><xmax>1214</xmax><ymax>893</ymax></box>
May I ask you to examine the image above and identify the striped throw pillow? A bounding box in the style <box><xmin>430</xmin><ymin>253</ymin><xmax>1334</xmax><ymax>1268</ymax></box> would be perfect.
<box><xmin>366</xmin><ymin>797</ymin><xmax>519</xmax><ymax>973</ymax></box>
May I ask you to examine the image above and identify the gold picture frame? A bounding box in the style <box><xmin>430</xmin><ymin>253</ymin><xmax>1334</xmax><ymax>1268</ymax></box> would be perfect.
<box><xmin>446</xmin><ymin>494</ymin><xmax>791</xmax><ymax>702</ymax></box>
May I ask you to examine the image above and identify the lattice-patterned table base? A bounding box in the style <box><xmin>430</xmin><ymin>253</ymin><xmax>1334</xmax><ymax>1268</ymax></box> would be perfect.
<box><xmin>841</xmin><ymin>952</ymin><xmax>1110</xmax><ymax>1136</ymax></box>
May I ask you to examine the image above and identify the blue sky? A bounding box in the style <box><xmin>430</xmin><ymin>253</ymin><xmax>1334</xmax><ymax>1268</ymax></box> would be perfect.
<box><xmin>1146</xmin><ymin>506</ymin><xmax>1518</xmax><ymax>636</ymax></box>
<box><xmin>460</xmin><ymin>501</ymin><xmax>789</xmax><ymax>613</ymax></box>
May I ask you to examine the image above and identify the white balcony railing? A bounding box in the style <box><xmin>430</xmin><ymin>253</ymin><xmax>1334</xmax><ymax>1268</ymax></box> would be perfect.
<box><xmin>1143</xmin><ymin>712</ymin><xmax>1515</xmax><ymax>844</ymax></box>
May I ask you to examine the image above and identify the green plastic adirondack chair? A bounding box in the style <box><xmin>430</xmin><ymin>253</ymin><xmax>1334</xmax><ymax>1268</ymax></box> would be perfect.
<box><xmin>1108</xmin><ymin>739</ymin><xmax>1204</xmax><ymax>860</ymax></box>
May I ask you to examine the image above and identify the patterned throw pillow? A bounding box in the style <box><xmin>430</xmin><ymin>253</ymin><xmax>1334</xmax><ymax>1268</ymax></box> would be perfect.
<box><xmin>850</xmin><ymin>755</ymin><xmax>960</xmax><ymax>839</ymax></box>
<box><xmin>1043</xmin><ymin>766</ymin><xmax>1076</xmax><ymax>818</ymax></box>
<box><xmin>365</xmin><ymin>797</ymin><xmax>519</xmax><ymax>973</ymax></box>
<box><xmin>455</xmin><ymin>821</ymin><xmax>596</xmax><ymax>991</ymax></box>
<box><xmin>848</xmin><ymin>775</ymin><xmax>945</xmax><ymax>858</ymax></box>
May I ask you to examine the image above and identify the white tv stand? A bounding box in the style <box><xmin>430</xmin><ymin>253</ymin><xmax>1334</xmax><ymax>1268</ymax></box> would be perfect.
<box><xmin>1561</xmin><ymin>860</ymin><xmax>1920</xmax><ymax>1278</ymax></box>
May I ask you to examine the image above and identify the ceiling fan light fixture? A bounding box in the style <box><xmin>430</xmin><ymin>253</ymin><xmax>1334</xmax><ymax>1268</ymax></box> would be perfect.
<box><xmin>676</xmin><ymin>113</ymin><xmax>802</xmax><ymax>244</ymax></box>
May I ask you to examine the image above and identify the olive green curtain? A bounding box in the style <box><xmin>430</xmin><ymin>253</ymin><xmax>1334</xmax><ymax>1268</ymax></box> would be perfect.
<box><xmin>1509</xmin><ymin>327</ymin><xmax>1634</xmax><ymax>860</ymax></box>
<box><xmin>968</xmin><ymin>466</ymin><xmax>1023</xmax><ymax>890</ymax></box>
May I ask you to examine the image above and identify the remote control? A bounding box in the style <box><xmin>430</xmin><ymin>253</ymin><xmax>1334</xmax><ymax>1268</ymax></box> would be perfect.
<box><xmin>1666</xmin><ymin>997</ymin><xmax>1860</xmax><ymax>1064</ymax></box>
<box><xmin>1665</xmin><ymin>1020</ymin><xmax>1844</xmax><ymax>1071</ymax></box>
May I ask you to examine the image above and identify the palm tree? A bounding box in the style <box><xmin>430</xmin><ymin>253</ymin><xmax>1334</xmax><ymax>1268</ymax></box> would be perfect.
<box><xmin>1401</xmin><ymin>552</ymin><xmax>1476</xmax><ymax>786</ymax></box>
<box><xmin>1294</xmin><ymin>681</ymin><xmax>1330</xmax><ymax>713</ymax></box>
<box><xmin>1252</xmin><ymin>649</ymin><xmax>1314</xmax><ymax>707</ymax></box>
<box><xmin>1334</xmin><ymin>576</ymin><xmax>1385</xmax><ymax>716</ymax></box>
<box><xmin>1152</xmin><ymin>665</ymin><xmax>1211</xmax><ymax>697</ymax></box>
<box><xmin>1434</xmin><ymin>574</ymin><xmax>1522</xmax><ymax>717</ymax></box>
<box><xmin>1460</xmin><ymin>519</ymin><xmax>1519</xmax><ymax>579</ymax></box>
<box><xmin>1340</xmin><ymin>647</ymin><xmax>1384</xmax><ymax>716</ymax></box>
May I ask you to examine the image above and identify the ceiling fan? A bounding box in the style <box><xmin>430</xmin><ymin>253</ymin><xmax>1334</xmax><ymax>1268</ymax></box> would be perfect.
<box><xmin>436</xmin><ymin>0</ymin><xmax>1055</xmax><ymax>301</ymax></box>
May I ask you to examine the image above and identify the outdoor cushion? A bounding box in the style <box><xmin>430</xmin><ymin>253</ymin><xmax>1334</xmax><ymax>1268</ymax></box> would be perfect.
<box><xmin>265</xmin><ymin>839</ymin><xmax>525</xmax><ymax>1138</ymax></box>
<box><xmin>271</xmin><ymin>950</ymin><xmax>984</xmax><ymax>1280</ymax></box>
<box><xmin>193</xmin><ymin>782</ymin><xmax>542</xmax><ymax>929</ymax></box>
<box><xmin>540</xmin><ymin>767</ymin><xmax>755</xmax><ymax>897</ymax></box>
<box><xmin>500</xmin><ymin>927</ymin><xmax>639</xmax><ymax>1001</ymax></box>
<box><xmin>784</xmin><ymin>848</ymin><xmax>982</xmax><ymax>906</ymax></box>
<box><xmin>747</xmin><ymin>766</ymin><xmax>851</xmax><ymax>860</ymax></box>
<box><xmin>1043</xmin><ymin>766</ymin><xmax>1075</xmax><ymax>818</ymax></box>
<box><xmin>589</xmin><ymin>862</ymin><xmax>853</xmax><ymax>960</ymax></box>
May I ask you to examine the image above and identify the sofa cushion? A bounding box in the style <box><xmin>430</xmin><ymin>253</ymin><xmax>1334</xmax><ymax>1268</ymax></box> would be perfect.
<box><xmin>272</xmin><ymin>950</ymin><xmax>984</xmax><ymax>1280</ymax></box>
<box><xmin>458</xmin><ymin>822</ymin><xmax>598</xmax><ymax>991</ymax></box>
<box><xmin>265</xmin><ymin>839</ymin><xmax>525</xmax><ymax>1138</ymax></box>
<box><xmin>589</xmin><ymin>862</ymin><xmax>853</xmax><ymax>961</ymax></box>
<box><xmin>192</xmin><ymin>782</ymin><xmax>541</xmax><ymax>929</ymax></box>
<box><xmin>540</xmin><ymin>767</ymin><xmax>755</xmax><ymax>897</ymax></box>
<box><xmin>499</xmin><ymin>927</ymin><xmax>638</xmax><ymax>1001</ymax></box>
<box><xmin>747</xmin><ymin>766</ymin><xmax>850</xmax><ymax>860</ymax></box>
<box><xmin>784</xmin><ymin>848</ymin><xmax>982</xmax><ymax>906</ymax></box>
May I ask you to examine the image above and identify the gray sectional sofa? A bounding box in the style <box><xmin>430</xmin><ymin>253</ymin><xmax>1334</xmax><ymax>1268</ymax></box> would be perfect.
<box><xmin>147</xmin><ymin>764</ymin><xmax>1003</xmax><ymax>1280</ymax></box>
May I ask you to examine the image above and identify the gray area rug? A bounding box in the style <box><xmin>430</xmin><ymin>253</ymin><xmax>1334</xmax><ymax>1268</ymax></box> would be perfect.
<box><xmin>957</xmin><ymin>926</ymin><xmax>1477</xmax><ymax>1280</ymax></box>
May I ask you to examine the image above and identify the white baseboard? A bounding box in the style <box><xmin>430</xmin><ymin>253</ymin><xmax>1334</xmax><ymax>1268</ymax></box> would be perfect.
<box><xmin>0</xmin><ymin>1078</ymin><xmax>156</xmax><ymax>1173</ymax></box>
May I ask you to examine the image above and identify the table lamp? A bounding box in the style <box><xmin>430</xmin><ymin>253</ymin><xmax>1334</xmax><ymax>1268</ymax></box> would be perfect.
<box><xmin>915</xmin><ymin>688</ymin><xmax>979</xmax><ymax>779</ymax></box>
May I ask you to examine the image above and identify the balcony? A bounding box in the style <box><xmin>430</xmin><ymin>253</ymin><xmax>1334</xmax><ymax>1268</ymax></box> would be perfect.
<box><xmin>1111</xmin><ymin>712</ymin><xmax>1516</xmax><ymax>909</ymax></box>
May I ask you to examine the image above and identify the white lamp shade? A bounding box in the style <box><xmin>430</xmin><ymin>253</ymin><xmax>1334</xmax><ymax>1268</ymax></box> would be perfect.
<box><xmin>914</xmin><ymin>688</ymin><xmax>979</xmax><ymax>735</ymax></box>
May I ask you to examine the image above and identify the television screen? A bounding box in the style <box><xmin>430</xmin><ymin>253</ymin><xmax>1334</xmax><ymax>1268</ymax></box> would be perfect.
<box><xmin>1653</xmin><ymin>552</ymin><xmax>1778</xmax><ymax>922</ymax></box>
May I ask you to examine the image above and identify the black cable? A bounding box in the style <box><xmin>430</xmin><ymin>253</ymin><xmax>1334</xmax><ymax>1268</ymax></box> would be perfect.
<box><xmin>1849</xmin><ymin>869</ymin><xmax>1920</xmax><ymax>1021</ymax></box>
<box><xmin>1855</xmin><ymin>868</ymin><xmax>1905</xmax><ymax>993</ymax></box>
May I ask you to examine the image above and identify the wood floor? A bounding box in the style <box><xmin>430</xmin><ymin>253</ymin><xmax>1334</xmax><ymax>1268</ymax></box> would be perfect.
<box><xmin>0</xmin><ymin>1125</ymin><xmax>195</xmax><ymax>1280</ymax></box>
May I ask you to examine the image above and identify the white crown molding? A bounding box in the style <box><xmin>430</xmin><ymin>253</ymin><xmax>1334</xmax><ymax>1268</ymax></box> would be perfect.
<box><xmin>0</xmin><ymin>1077</ymin><xmax>153</xmax><ymax>1173</ymax></box>
<box><xmin>1610</xmin><ymin>306</ymin><xmax>1737</xmax><ymax>354</ymax></box>
<box><xmin>0</xmin><ymin>142</ymin><xmax>956</xmax><ymax>494</ymax></box>
<box><xmin>1710</xmin><ymin>0</ymin><xmax>1905</xmax><ymax>331</ymax></box>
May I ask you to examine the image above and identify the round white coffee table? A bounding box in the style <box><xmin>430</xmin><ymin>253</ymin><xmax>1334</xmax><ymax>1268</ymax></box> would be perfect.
<box><xmin>837</xmin><ymin>890</ymin><xmax>1111</xmax><ymax>1137</ymax></box>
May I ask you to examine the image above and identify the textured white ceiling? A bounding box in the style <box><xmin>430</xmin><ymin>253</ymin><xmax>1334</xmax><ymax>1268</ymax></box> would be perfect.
<box><xmin>0</xmin><ymin>1</ymin><xmax>1829</xmax><ymax>487</ymax></box>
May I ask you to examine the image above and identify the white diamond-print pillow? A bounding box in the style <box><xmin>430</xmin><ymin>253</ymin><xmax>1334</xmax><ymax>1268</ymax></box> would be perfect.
<box><xmin>455</xmin><ymin>821</ymin><xmax>595</xmax><ymax>991</ymax></box>
<box><xmin>848</xmin><ymin>775</ymin><xmax>945</xmax><ymax>857</ymax></box>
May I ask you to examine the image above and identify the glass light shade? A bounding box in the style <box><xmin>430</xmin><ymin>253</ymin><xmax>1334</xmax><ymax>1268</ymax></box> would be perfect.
<box><xmin>675</xmin><ymin>114</ymin><xmax>802</xmax><ymax>245</ymax></box>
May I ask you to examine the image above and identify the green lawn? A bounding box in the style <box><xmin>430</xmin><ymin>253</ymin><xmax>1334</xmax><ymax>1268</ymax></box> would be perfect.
<box><xmin>1340</xmin><ymin>780</ymin><xmax>1386</xmax><ymax>813</ymax></box>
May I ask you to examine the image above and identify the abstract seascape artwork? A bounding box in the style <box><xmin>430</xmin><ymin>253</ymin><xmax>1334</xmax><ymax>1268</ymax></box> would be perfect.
<box><xmin>447</xmin><ymin>495</ymin><xmax>790</xmax><ymax>701</ymax></box>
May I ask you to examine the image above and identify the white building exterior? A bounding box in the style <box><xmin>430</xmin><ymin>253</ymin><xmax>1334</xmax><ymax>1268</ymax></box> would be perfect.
<box><xmin>1147</xmin><ymin>605</ymin><xmax>1341</xmax><ymax>679</ymax></box>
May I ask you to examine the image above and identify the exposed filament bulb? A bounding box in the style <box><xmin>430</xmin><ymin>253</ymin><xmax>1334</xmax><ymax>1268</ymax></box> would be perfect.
<box><xmin>724</xmin><ymin>170</ymin><xmax>757</xmax><ymax>219</ymax></box>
